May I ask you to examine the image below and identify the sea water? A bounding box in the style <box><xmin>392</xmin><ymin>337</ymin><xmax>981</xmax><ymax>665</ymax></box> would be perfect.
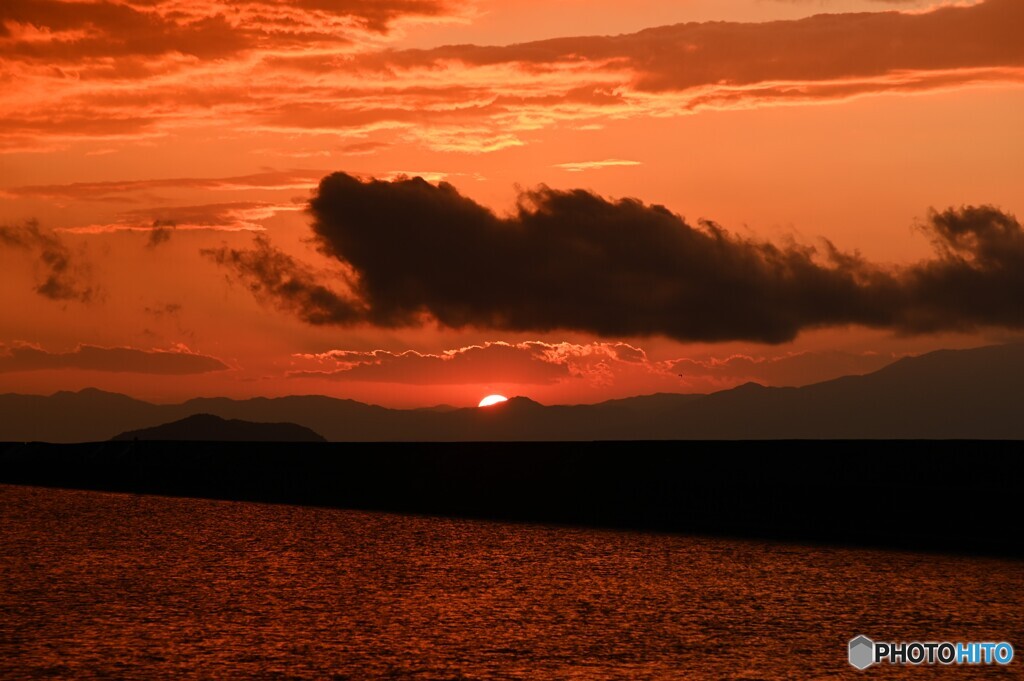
<box><xmin>1</xmin><ymin>485</ymin><xmax>1021</xmax><ymax>679</ymax></box>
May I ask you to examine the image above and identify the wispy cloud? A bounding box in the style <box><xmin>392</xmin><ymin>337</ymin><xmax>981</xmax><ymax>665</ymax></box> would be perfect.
<box><xmin>290</xmin><ymin>340</ymin><xmax>659</xmax><ymax>386</ymax></box>
<box><xmin>4</xmin><ymin>170</ymin><xmax>325</xmax><ymax>201</ymax></box>
<box><xmin>0</xmin><ymin>342</ymin><xmax>229</xmax><ymax>374</ymax></box>
<box><xmin>59</xmin><ymin>201</ymin><xmax>305</xmax><ymax>235</ymax></box>
<box><xmin>553</xmin><ymin>159</ymin><xmax>642</xmax><ymax>172</ymax></box>
<box><xmin>0</xmin><ymin>220</ymin><xmax>93</xmax><ymax>302</ymax></box>
<box><xmin>287</xmin><ymin>339</ymin><xmax>898</xmax><ymax>392</ymax></box>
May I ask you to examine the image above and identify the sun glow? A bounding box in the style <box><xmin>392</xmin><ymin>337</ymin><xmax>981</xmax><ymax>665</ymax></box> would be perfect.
<box><xmin>478</xmin><ymin>394</ymin><xmax>508</xmax><ymax>407</ymax></box>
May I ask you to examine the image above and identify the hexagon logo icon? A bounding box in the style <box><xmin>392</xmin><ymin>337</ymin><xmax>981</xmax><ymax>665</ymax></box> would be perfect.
<box><xmin>849</xmin><ymin>635</ymin><xmax>875</xmax><ymax>669</ymax></box>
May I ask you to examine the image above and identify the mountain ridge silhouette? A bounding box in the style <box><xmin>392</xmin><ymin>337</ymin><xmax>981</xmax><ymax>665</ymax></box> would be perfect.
<box><xmin>3</xmin><ymin>342</ymin><xmax>1023</xmax><ymax>442</ymax></box>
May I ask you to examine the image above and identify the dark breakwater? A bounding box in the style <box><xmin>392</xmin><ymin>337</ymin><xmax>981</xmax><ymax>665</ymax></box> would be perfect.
<box><xmin>0</xmin><ymin>440</ymin><xmax>1020</xmax><ymax>557</ymax></box>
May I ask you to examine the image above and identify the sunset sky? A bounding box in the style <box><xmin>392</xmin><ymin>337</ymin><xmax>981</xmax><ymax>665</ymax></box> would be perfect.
<box><xmin>1</xmin><ymin>0</ymin><xmax>1022</xmax><ymax>407</ymax></box>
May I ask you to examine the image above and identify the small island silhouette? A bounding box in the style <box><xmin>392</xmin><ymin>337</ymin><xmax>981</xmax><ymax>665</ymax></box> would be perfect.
<box><xmin>112</xmin><ymin>414</ymin><xmax>326</xmax><ymax>442</ymax></box>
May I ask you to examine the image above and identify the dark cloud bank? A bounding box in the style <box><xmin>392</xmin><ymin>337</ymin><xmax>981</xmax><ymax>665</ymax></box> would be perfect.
<box><xmin>205</xmin><ymin>172</ymin><xmax>1024</xmax><ymax>343</ymax></box>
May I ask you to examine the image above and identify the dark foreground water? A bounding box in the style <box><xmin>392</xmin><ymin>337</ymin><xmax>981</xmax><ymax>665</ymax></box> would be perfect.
<box><xmin>1</xmin><ymin>485</ymin><xmax>1021</xmax><ymax>679</ymax></box>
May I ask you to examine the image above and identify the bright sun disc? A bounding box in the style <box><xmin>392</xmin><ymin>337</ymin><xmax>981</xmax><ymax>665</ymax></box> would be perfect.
<box><xmin>478</xmin><ymin>394</ymin><xmax>508</xmax><ymax>407</ymax></box>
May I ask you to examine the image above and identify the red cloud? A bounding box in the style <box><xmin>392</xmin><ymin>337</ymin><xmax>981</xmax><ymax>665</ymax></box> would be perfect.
<box><xmin>286</xmin><ymin>339</ymin><xmax>899</xmax><ymax>393</ymax></box>
<box><xmin>0</xmin><ymin>342</ymin><xmax>229</xmax><ymax>374</ymax></box>
<box><xmin>1</xmin><ymin>0</ymin><xmax>1018</xmax><ymax>153</ymax></box>
<box><xmin>361</xmin><ymin>0</ymin><xmax>1023</xmax><ymax>92</ymax></box>
<box><xmin>671</xmin><ymin>351</ymin><xmax>896</xmax><ymax>389</ymax></box>
<box><xmin>289</xmin><ymin>341</ymin><xmax>650</xmax><ymax>385</ymax></box>
<box><xmin>0</xmin><ymin>0</ymin><xmax>454</xmax><ymax>63</ymax></box>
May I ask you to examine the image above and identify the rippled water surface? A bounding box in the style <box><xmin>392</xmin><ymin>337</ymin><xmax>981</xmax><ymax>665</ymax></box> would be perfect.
<box><xmin>1</xmin><ymin>484</ymin><xmax>1021</xmax><ymax>679</ymax></box>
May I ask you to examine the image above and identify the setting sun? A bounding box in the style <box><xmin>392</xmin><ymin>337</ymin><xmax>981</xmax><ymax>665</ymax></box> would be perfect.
<box><xmin>478</xmin><ymin>395</ymin><xmax>509</xmax><ymax>408</ymax></box>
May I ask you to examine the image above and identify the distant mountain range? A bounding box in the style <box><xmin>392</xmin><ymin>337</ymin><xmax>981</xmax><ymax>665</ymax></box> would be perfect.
<box><xmin>2</xmin><ymin>343</ymin><xmax>1023</xmax><ymax>442</ymax></box>
<box><xmin>112</xmin><ymin>414</ymin><xmax>325</xmax><ymax>442</ymax></box>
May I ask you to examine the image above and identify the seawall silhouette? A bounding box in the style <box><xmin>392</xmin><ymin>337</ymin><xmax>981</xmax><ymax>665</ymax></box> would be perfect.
<box><xmin>1</xmin><ymin>440</ymin><xmax>1019</xmax><ymax>558</ymax></box>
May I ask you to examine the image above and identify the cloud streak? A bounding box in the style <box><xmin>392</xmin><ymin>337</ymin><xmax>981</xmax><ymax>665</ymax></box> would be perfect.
<box><xmin>60</xmin><ymin>201</ymin><xmax>304</xmax><ymax>235</ymax></box>
<box><xmin>289</xmin><ymin>340</ymin><xmax>664</xmax><ymax>389</ymax></box>
<box><xmin>287</xmin><ymin>339</ymin><xmax>898</xmax><ymax>392</ymax></box>
<box><xmin>4</xmin><ymin>170</ymin><xmax>325</xmax><ymax>201</ymax></box>
<box><xmin>365</xmin><ymin>0</ymin><xmax>1023</xmax><ymax>89</ymax></box>
<box><xmin>0</xmin><ymin>0</ymin><xmax>454</xmax><ymax>64</ymax></box>
<box><xmin>553</xmin><ymin>159</ymin><xmax>641</xmax><ymax>172</ymax></box>
<box><xmin>290</xmin><ymin>342</ymin><xmax>575</xmax><ymax>384</ymax></box>
<box><xmin>208</xmin><ymin>173</ymin><xmax>1024</xmax><ymax>343</ymax></box>
<box><xmin>0</xmin><ymin>342</ymin><xmax>229</xmax><ymax>374</ymax></box>
<box><xmin>670</xmin><ymin>351</ymin><xmax>897</xmax><ymax>389</ymax></box>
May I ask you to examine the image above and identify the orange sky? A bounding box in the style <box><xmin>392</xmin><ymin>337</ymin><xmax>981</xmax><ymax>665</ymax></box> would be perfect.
<box><xmin>1</xmin><ymin>0</ymin><xmax>1022</xmax><ymax>407</ymax></box>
